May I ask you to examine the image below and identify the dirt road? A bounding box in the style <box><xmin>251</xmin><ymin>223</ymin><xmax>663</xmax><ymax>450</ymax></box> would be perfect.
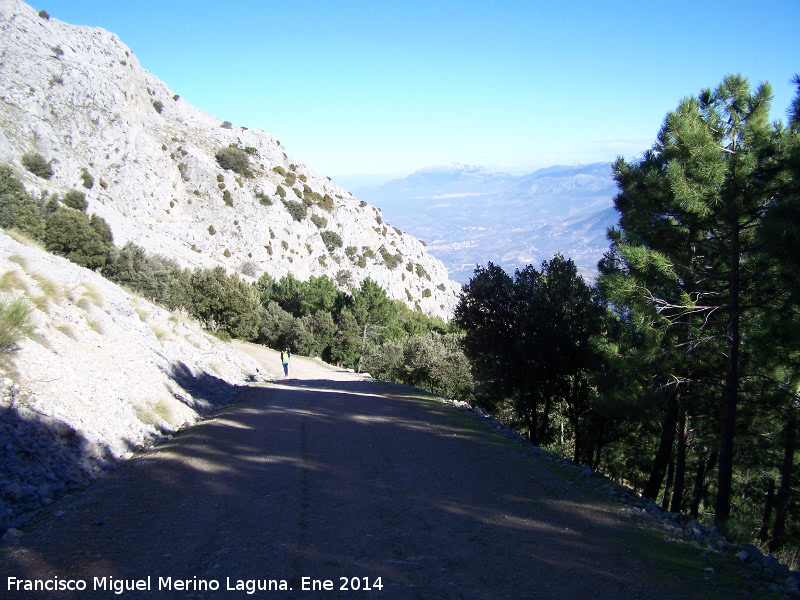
<box><xmin>0</xmin><ymin>344</ymin><xmax>777</xmax><ymax>599</ymax></box>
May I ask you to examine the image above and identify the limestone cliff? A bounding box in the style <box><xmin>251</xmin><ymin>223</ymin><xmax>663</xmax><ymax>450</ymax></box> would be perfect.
<box><xmin>0</xmin><ymin>0</ymin><xmax>460</xmax><ymax>318</ymax></box>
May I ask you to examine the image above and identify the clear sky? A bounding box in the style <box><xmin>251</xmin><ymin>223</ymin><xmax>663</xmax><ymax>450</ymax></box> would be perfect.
<box><xmin>34</xmin><ymin>0</ymin><xmax>800</xmax><ymax>185</ymax></box>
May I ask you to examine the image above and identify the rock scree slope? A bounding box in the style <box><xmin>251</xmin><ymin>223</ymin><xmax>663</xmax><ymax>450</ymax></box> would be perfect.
<box><xmin>1</xmin><ymin>349</ymin><xmax>791</xmax><ymax>600</ymax></box>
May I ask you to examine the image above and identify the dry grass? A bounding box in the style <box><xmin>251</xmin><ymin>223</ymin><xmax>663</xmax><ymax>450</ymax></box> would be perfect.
<box><xmin>150</xmin><ymin>323</ymin><xmax>171</xmax><ymax>341</ymax></box>
<box><xmin>80</xmin><ymin>282</ymin><xmax>104</xmax><ymax>308</ymax></box>
<box><xmin>30</xmin><ymin>272</ymin><xmax>62</xmax><ymax>300</ymax></box>
<box><xmin>56</xmin><ymin>323</ymin><xmax>77</xmax><ymax>340</ymax></box>
<box><xmin>4</xmin><ymin>229</ymin><xmax>44</xmax><ymax>249</ymax></box>
<box><xmin>0</xmin><ymin>270</ymin><xmax>30</xmax><ymax>294</ymax></box>
<box><xmin>29</xmin><ymin>294</ymin><xmax>52</xmax><ymax>313</ymax></box>
<box><xmin>8</xmin><ymin>254</ymin><xmax>28</xmax><ymax>269</ymax></box>
<box><xmin>85</xmin><ymin>317</ymin><xmax>103</xmax><ymax>335</ymax></box>
<box><xmin>134</xmin><ymin>398</ymin><xmax>175</xmax><ymax>427</ymax></box>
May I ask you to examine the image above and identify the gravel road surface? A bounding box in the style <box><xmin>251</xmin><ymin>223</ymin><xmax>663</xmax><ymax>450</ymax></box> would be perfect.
<box><xmin>0</xmin><ymin>345</ymin><xmax>763</xmax><ymax>599</ymax></box>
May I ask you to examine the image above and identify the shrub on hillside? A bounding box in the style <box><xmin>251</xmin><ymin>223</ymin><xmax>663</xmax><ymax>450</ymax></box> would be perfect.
<box><xmin>44</xmin><ymin>208</ymin><xmax>112</xmax><ymax>270</ymax></box>
<box><xmin>320</xmin><ymin>231</ymin><xmax>343</xmax><ymax>253</ymax></box>
<box><xmin>0</xmin><ymin>164</ymin><xmax>45</xmax><ymax>240</ymax></box>
<box><xmin>187</xmin><ymin>266</ymin><xmax>261</xmax><ymax>340</ymax></box>
<box><xmin>62</xmin><ymin>190</ymin><xmax>88</xmax><ymax>211</ymax></box>
<box><xmin>284</xmin><ymin>200</ymin><xmax>307</xmax><ymax>222</ymax></box>
<box><xmin>214</xmin><ymin>146</ymin><xmax>252</xmax><ymax>177</ymax></box>
<box><xmin>364</xmin><ymin>332</ymin><xmax>474</xmax><ymax>403</ymax></box>
<box><xmin>379</xmin><ymin>246</ymin><xmax>402</xmax><ymax>269</ymax></box>
<box><xmin>80</xmin><ymin>168</ymin><xmax>94</xmax><ymax>189</ymax></box>
<box><xmin>258</xmin><ymin>301</ymin><xmax>294</xmax><ymax>348</ymax></box>
<box><xmin>104</xmin><ymin>242</ymin><xmax>191</xmax><ymax>309</ymax></box>
<box><xmin>21</xmin><ymin>153</ymin><xmax>53</xmax><ymax>179</ymax></box>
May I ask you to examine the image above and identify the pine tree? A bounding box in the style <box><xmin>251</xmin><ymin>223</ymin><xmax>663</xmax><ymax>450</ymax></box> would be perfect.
<box><xmin>599</xmin><ymin>75</ymin><xmax>777</xmax><ymax>529</ymax></box>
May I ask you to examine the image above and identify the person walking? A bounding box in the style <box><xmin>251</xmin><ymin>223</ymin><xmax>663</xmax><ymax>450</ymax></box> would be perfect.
<box><xmin>280</xmin><ymin>346</ymin><xmax>291</xmax><ymax>378</ymax></box>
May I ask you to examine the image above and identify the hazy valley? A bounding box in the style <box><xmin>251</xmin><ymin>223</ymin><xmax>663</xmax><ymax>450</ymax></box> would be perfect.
<box><xmin>356</xmin><ymin>162</ymin><xmax>619</xmax><ymax>283</ymax></box>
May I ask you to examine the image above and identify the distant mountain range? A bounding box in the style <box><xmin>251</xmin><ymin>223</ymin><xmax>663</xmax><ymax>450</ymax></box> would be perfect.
<box><xmin>355</xmin><ymin>162</ymin><xmax>620</xmax><ymax>283</ymax></box>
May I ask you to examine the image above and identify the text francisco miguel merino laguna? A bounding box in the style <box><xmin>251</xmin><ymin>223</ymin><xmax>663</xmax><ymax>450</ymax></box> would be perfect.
<box><xmin>8</xmin><ymin>576</ymin><xmax>301</xmax><ymax>594</ymax></box>
<box><xmin>8</xmin><ymin>575</ymin><xmax>385</xmax><ymax>594</ymax></box>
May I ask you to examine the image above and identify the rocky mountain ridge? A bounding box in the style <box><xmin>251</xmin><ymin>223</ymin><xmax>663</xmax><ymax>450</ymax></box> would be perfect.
<box><xmin>0</xmin><ymin>0</ymin><xmax>459</xmax><ymax>318</ymax></box>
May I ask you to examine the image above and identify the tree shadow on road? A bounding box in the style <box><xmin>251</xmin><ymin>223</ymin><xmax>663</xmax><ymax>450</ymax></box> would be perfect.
<box><xmin>0</xmin><ymin>376</ymin><xmax>782</xmax><ymax>600</ymax></box>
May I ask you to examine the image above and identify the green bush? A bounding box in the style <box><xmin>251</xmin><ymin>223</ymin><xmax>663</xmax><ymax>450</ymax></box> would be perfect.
<box><xmin>255</xmin><ymin>191</ymin><xmax>272</xmax><ymax>206</ymax></box>
<box><xmin>284</xmin><ymin>172</ymin><xmax>297</xmax><ymax>186</ymax></box>
<box><xmin>320</xmin><ymin>231</ymin><xmax>343</xmax><ymax>252</ymax></box>
<box><xmin>258</xmin><ymin>301</ymin><xmax>294</xmax><ymax>348</ymax></box>
<box><xmin>62</xmin><ymin>190</ymin><xmax>88</xmax><ymax>211</ymax></box>
<box><xmin>215</xmin><ymin>146</ymin><xmax>252</xmax><ymax>177</ymax></box>
<box><xmin>415</xmin><ymin>263</ymin><xmax>430</xmax><ymax>280</ymax></box>
<box><xmin>364</xmin><ymin>332</ymin><xmax>474</xmax><ymax>403</ymax></box>
<box><xmin>272</xmin><ymin>166</ymin><xmax>286</xmax><ymax>176</ymax></box>
<box><xmin>284</xmin><ymin>200</ymin><xmax>307</xmax><ymax>222</ymax></box>
<box><xmin>320</xmin><ymin>194</ymin><xmax>334</xmax><ymax>211</ymax></box>
<box><xmin>223</xmin><ymin>189</ymin><xmax>233</xmax><ymax>206</ymax></box>
<box><xmin>80</xmin><ymin>168</ymin><xmax>94</xmax><ymax>189</ymax></box>
<box><xmin>310</xmin><ymin>214</ymin><xmax>327</xmax><ymax>229</ymax></box>
<box><xmin>187</xmin><ymin>266</ymin><xmax>261</xmax><ymax>340</ymax></box>
<box><xmin>221</xmin><ymin>121</ymin><xmax>233</xmax><ymax>129</ymax></box>
<box><xmin>44</xmin><ymin>208</ymin><xmax>112</xmax><ymax>270</ymax></box>
<box><xmin>104</xmin><ymin>242</ymin><xmax>191</xmax><ymax>309</ymax></box>
<box><xmin>379</xmin><ymin>246</ymin><xmax>402</xmax><ymax>269</ymax></box>
<box><xmin>275</xmin><ymin>185</ymin><xmax>286</xmax><ymax>198</ymax></box>
<box><xmin>21</xmin><ymin>153</ymin><xmax>53</xmax><ymax>179</ymax></box>
<box><xmin>152</xmin><ymin>100</ymin><xmax>164</xmax><ymax>114</ymax></box>
<box><xmin>0</xmin><ymin>164</ymin><xmax>45</xmax><ymax>240</ymax></box>
<box><xmin>38</xmin><ymin>9</ymin><xmax>49</xmax><ymax>19</ymax></box>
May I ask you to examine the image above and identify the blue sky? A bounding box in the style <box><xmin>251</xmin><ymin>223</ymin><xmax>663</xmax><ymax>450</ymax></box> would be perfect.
<box><xmin>37</xmin><ymin>0</ymin><xmax>800</xmax><ymax>186</ymax></box>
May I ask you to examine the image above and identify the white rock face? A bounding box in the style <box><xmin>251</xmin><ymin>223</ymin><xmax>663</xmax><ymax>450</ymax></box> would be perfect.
<box><xmin>0</xmin><ymin>230</ymin><xmax>265</xmax><ymax>458</ymax></box>
<box><xmin>0</xmin><ymin>0</ymin><xmax>460</xmax><ymax>318</ymax></box>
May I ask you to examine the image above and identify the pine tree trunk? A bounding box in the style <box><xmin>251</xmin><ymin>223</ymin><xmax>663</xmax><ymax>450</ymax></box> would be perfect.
<box><xmin>661</xmin><ymin>454</ymin><xmax>675</xmax><ymax>511</ymax></box>
<box><xmin>759</xmin><ymin>478</ymin><xmax>775</xmax><ymax>543</ymax></box>
<box><xmin>670</xmin><ymin>407</ymin><xmax>688</xmax><ymax>513</ymax></box>
<box><xmin>356</xmin><ymin>323</ymin><xmax>368</xmax><ymax>373</ymax></box>
<box><xmin>691</xmin><ymin>448</ymin><xmax>718</xmax><ymax>519</ymax></box>
<box><xmin>715</xmin><ymin>218</ymin><xmax>741</xmax><ymax>530</ymax></box>
<box><xmin>769</xmin><ymin>410</ymin><xmax>797</xmax><ymax>554</ymax></box>
<box><xmin>643</xmin><ymin>388</ymin><xmax>680</xmax><ymax>500</ymax></box>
